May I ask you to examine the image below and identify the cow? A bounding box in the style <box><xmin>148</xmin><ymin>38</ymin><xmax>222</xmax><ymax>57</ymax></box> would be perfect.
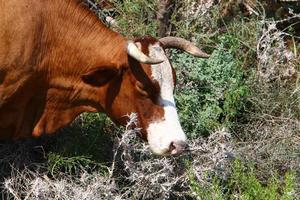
<box><xmin>0</xmin><ymin>0</ymin><xmax>209</xmax><ymax>156</ymax></box>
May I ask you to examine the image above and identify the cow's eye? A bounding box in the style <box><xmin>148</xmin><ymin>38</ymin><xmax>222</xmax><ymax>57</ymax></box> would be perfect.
<box><xmin>135</xmin><ymin>81</ymin><xmax>149</xmax><ymax>97</ymax></box>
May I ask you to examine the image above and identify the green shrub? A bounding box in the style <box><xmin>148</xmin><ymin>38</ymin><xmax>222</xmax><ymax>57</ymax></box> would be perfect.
<box><xmin>189</xmin><ymin>172</ymin><xmax>225</xmax><ymax>200</ymax></box>
<box><xmin>172</xmin><ymin>35</ymin><xmax>250</xmax><ymax>138</ymax></box>
<box><xmin>229</xmin><ymin>160</ymin><xmax>297</xmax><ymax>200</ymax></box>
<box><xmin>188</xmin><ymin>160</ymin><xmax>298</xmax><ymax>200</ymax></box>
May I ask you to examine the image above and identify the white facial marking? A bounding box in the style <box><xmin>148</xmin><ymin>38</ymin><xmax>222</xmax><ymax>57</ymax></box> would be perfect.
<box><xmin>146</xmin><ymin>43</ymin><xmax>187</xmax><ymax>155</ymax></box>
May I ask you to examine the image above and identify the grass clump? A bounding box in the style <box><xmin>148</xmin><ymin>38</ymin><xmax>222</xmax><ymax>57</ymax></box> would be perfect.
<box><xmin>48</xmin><ymin>112</ymin><xmax>114</xmax><ymax>162</ymax></box>
<box><xmin>45</xmin><ymin>112</ymin><xmax>115</xmax><ymax>177</ymax></box>
<box><xmin>47</xmin><ymin>153</ymin><xmax>108</xmax><ymax>176</ymax></box>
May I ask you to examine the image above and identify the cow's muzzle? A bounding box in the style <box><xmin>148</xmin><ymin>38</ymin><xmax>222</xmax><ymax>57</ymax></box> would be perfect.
<box><xmin>169</xmin><ymin>140</ymin><xmax>189</xmax><ymax>156</ymax></box>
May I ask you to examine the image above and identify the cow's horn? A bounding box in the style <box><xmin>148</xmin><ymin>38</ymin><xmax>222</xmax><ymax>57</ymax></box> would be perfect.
<box><xmin>126</xmin><ymin>41</ymin><xmax>164</xmax><ymax>64</ymax></box>
<box><xmin>159</xmin><ymin>37</ymin><xmax>210</xmax><ymax>58</ymax></box>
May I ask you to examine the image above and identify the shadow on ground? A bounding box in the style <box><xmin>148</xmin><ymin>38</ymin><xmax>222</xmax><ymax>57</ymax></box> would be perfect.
<box><xmin>0</xmin><ymin>113</ymin><xmax>115</xmax><ymax>194</ymax></box>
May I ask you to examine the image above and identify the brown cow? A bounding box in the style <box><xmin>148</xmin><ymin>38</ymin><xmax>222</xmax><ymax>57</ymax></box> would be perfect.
<box><xmin>0</xmin><ymin>0</ymin><xmax>208</xmax><ymax>156</ymax></box>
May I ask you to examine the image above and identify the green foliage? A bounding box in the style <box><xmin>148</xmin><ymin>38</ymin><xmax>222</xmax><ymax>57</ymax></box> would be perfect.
<box><xmin>189</xmin><ymin>172</ymin><xmax>225</xmax><ymax>200</ymax></box>
<box><xmin>188</xmin><ymin>160</ymin><xmax>298</xmax><ymax>200</ymax></box>
<box><xmin>281</xmin><ymin>172</ymin><xmax>297</xmax><ymax>200</ymax></box>
<box><xmin>172</xmin><ymin>35</ymin><xmax>250</xmax><ymax>137</ymax></box>
<box><xmin>113</xmin><ymin>0</ymin><xmax>158</xmax><ymax>37</ymax></box>
<box><xmin>229</xmin><ymin>160</ymin><xmax>297</xmax><ymax>200</ymax></box>
<box><xmin>229</xmin><ymin>160</ymin><xmax>278</xmax><ymax>200</ymax></box>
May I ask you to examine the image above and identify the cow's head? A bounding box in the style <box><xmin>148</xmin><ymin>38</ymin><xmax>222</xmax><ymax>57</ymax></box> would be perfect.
<box><xmin>82</xmin><ymin>36</ymin><xmax>209</xmax><ymax>156</ymax></box>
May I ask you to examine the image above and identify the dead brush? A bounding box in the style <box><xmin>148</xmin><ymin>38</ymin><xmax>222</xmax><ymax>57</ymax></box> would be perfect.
<box><xmin>107</xmin><ymin>115</ymin><xmax>235</xmax><ymax>199</ymax></box>
<box><xmin>2</xmin><ymin>114</ymin><xmax>235</xmax><ymax>200</ymax></box>
<box><xmin>257</xmin><ymin>12</ymin><xmax>300</xmax><ymax>82</ymax></box>
<box><xmin>233</xmin><ymin>111</ymin><xmax>300</xmax><ymax>194</ymax></box>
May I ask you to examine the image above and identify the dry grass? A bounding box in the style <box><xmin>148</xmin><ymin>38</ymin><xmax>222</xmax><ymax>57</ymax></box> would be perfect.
<box><xmin>2</xmin><ymin>114</ymin><xmax>300</xmax><ymax>198</ymax></box>
<box><xmin>2</xmin><ymin>119</ymin><xmax>298</xmax><ymax>199</ymax></box>
<box><xmin>1</xmin><ymin>114</ymin><xmax>235</xmax><ymax>199</ymax></box>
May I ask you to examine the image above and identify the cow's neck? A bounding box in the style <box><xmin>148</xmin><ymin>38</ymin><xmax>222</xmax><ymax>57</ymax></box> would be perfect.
<box><xmin>42</xmin><ymin>0</ymin><xmax>127</xmax><ymax>73</ymax></box>
<box><xmin>0</xmin><ymin>0</ymin><xmax>128</xmax><ymax>139</ymax></box>
<box><xmin>33</xmin><ymin>0</ymin><xmax>127</xmax><ymax>137</ymax></box>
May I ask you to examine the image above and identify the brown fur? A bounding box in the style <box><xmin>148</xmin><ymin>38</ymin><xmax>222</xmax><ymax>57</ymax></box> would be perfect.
<box><xmin>0</xmin><ymin>0</ymin><xmax>167</xmax><ymax>140</ymax></box>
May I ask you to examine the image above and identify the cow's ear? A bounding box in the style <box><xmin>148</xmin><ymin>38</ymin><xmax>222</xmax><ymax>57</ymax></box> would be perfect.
<box><xmin>82</xmin><ymin>67</ymin><xmax>119</xmax><ymax>87</ymax></box>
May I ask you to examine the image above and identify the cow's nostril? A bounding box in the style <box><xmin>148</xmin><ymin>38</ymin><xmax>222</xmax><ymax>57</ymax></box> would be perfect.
<box><xmin>169</xmin><ymin>141</ymin><xmax>176</xmax><ymax>151</ymax></box>
<box><xmin>169</xmin><ymin>140</ymin><xmax>188</xmax><ymax>156</ymax></box>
